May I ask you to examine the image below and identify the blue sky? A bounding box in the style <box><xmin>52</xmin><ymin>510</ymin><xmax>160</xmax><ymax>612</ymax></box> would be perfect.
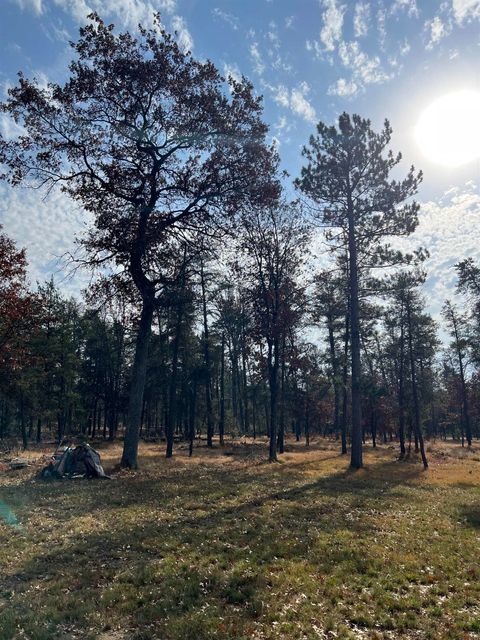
<box><xmin>1</xmin><ymin>0</ymin><xmax>480</xmax><ymax>324</ymax></box>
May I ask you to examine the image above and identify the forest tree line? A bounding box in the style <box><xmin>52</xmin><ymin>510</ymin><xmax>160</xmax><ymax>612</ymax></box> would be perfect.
<box><xmin>0</xmin><ymin>13</ymin><xmax>479</xmax><ymax>469</ymax></box>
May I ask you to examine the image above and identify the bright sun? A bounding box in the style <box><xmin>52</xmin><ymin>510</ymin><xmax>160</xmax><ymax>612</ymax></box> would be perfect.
<box><xmin>415</xmin><ymin>90</ymin><xmax>480</xmax><ymax>167</ymax></box>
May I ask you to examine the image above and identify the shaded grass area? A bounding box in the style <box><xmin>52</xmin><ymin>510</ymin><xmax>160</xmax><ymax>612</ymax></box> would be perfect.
<box><xmin>1</xmin><ymin>439</ymin><xmax>480</xmax><ymax>639</ymax></box>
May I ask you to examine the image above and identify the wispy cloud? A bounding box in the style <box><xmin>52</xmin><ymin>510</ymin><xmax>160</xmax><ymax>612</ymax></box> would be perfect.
<box><xmin>249</xmin><ymin>41</ymin><xmax>265</xmax><ymax>75</ymax></box>
<box><xmin>16</xmin><ymin>0</ymin><xmax>178</xmax><ymax>29</ymax></box>
<box><xmin>223</xmin><ymin>62</ymin><xmax>242</xmax><ymax>89</ymax></box>
<box><xmin>338</xmin><ymin>40</ymin><xmax>393</xmax><ymax>88</ymax></box>
<box><xmin>0</xmin><ymin>114</ymin><xmax>27</xmax><ymax>140</ymax></box>
<box><xmin>11</xmin><ymin>0</ymin><xmax>43</xmax><ymax>14</ymax></box>
<box><xmin>0</xmin><ymin>183</ymin><xmax>93</xmax><ymax>296</ymax></box>
<box><xmin>390</xmin><ymin>0</ymin><xmax>419</xmax><ymax>18</ymax></box>
<box><xmin>353</xmin><ymin>2</ymin><xmax>370</xmax><ymax>37</ymax></box>
<box><xmin>269</xmin><ymin>81</ymin><xmax>316</xmax><ymax>123</ymax></box>
<box><xmin>452</xmin><ymin>0</ymin><xmax>480</xmax><ymax>23</ymax></box>
<box><xmin>171</xmin><ymin>15</ymin><xmax>193</xmax><ymax>51</ymax></box>
<box><xmin>328</xmin><ymin>77</ymin><xmax>359</xmax><ymax>97</ymax></box>
<box><xmin>212</xmin><ymin>7</ymin><xmax>239</xmax><ymax>31</ymax></box>
<box><xmin>319</xmin><ymin>0</ymin><xmax>345</xmax><ymax>52</ymax></box>
<box><xmin>395</xmin><ymin>183</ymin><xmax>480</xmax><ymax>323</ymax></box>
<box><xmin>425</xmin><ymin>15</ymin><xmax>451</xmax><ymax>49</ymax></box>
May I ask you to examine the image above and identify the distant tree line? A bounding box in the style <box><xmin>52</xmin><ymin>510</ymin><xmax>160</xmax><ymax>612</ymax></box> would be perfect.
<box><xmin>0</xmin><ymin>14</ymin><xmax>478</xmax><ymax>468</ymax></box>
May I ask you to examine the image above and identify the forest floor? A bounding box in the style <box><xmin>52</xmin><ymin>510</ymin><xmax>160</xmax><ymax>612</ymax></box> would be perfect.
<box><xmin>1</xmin><ymin>437</ymin><xmax>480</xmax><ymax>640</ymax></box>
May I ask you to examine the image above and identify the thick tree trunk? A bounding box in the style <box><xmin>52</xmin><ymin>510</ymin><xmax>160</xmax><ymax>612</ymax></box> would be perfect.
<box><xmin>346</xmin><ymin>197</ymin><xmax>362</xmax><ymax>468</ymax></box>
<box><xmin>121</xmin><ymin>298</ymin><xmax>154</xmax><ymax>469</ymax></box>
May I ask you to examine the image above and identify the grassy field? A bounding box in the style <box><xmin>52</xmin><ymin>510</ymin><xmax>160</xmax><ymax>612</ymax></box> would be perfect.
<box><xmin>1</xmin><ymin>437</ymin><xmax>480</xmax><ymax>640</ymax></box>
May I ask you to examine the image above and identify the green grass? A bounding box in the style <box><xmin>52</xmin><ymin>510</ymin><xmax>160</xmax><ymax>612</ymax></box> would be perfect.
<box><xmin>1</xmin><ymin>438</ymin><xmax>480</xmax><ymax>639</ymax></box>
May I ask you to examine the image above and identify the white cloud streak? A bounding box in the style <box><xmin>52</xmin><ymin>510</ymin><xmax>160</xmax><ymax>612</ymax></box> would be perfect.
<box><xmin>319</xmin><ymin>0</ymin><xmax>345</xmax><ymax>52</ymax></box>
<box><xmin>328</xmin><ymin>77</ymin><xmax>359</xmax><ymax>97</ymax></box>
<box><xmin>353</xmin><ymin>2</ymin><xmax>370</xmax><ymax>37</ymax></box>
<box><xmin>11</xmin><ymin>0</ymin><xmax>43</xmax><ymax>14</ymax></box>
<box><xmin>0</xmin><ymin>184</ymin><xmax>93</xmax><ymax>297</ymax></box>
<box><xmin>425</xmin><ymin>15</ymin><xmax>450</xmax><ymax>49</ymax></box>
<box><xmin>249</xmin><ymin>42</ymin><xmax>265</xmax><ymax>75</ymax></box>
<box><xmin>171</xmin><ymin>15</ymin><xmax>193</xmax><ymax>51</ymax></box>
<box><xmin>12</xmin><ymin>0</ymin><xmax>177</xmax><ymax>29</ymax></box>
<box><xmin>269</xmin><ymin>81</ymin><xmax>316</xmax><ymax>122</ymax></box>
<box><xmin>452</xmin><ymin>0</ymin><xmax>480</xmax><ymax>23</ymax></box>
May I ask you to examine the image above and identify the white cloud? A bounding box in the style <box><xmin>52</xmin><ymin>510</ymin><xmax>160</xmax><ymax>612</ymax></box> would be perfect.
<box><xmin>328</xmin><ymin>77</ymin><xmax>359</xmax><ymax>97</ymax></box>
<box><xmin>0</xmin><ymin>114</ymin><xmax>27</xmax><ymax>140</ymax></box>
<box><xmin>275</xmin><ymin>115</ymin><xmax>289</xmax><ymax>131</ymax></box>
<box><xmin>249</xmin><ymin>42</ymin><xmax>265</xmax><ymax>75</ymax></box>
<box><xmin>452</xmin><ymin>0</ymin><xmax>480</xmax><ymax>23</ymax></box>
<box><xmin>425</xmin><ymin>15</ymin><xmax>450</xmax><ymax>49</ymax></box>
<box><xmin>305</xmin><ymin>39</ymin><xmax>323</xmax><ymax>58</ymax></box>
<box><xmin>396</xmin><ymin>184</ymin><xmax>480</xmax><ymax>323</ymax></box>
<box><xmin>291</xmin><ymin>85</ymin><xmax>316</xmax><ymax>123</ymax></box>
<box><xmin>353</xmin><ymin>2</ymin><xmax>370</xmax><ymax>37</ymax></box>
<box><xmin>10</xmin><ymin>0</ymin><xmax>43</xmax><ymax>14</ymax></box>
<box><xmin>376</xmin><ymin>8</ymin><xmax>387</xmax><ymax>48</ymax></box>
<box><xmin>399</xmin><ymin>39</ymin><xmax>411</xmax><ymax>56</ymax></box>
<box><xmin>390</xmin><ymin>0</ymin><xmax>419</xmax><ymax>18</ymax></box>
<box><xmin>212</xmin><ymin>7</ymin><xmax>238</xmax><ymax>31</ymax></box>
<box><xmin>338</xmin><ymin>40</ymin><xmax>393</xmax><ymax>85</ymax></box>
<box><xmin>269</xmin><ymin>82</ymin><xmax>316</xmax><ymax>123</ymax></box>
<box><xmin>319</xmin><ymin>0</ymin><xmax>345</xmax><ymax>52</ymax></box>
<box><xmin>0</xmin><ymin>183</ymin><xmax>93</xmax><ymax>297</ymax></box>
<box><xmin>271</xmin><ymin>84</ymin><xmax>290</xmax><ymax>108</ymax></box>
<box><xmin>223</xmin><ymin>62</ymin><xmax>241</xmax><ymax>88</ymax></box>
<box><xmin>171</xmin><ymin>15</ymin><xmax>193</xmax><ymax>51</ymax></box>
<box><xmin>48</xmin><ymin>0</ymin><xmax>177</xmax><ymax>29</ymax></box>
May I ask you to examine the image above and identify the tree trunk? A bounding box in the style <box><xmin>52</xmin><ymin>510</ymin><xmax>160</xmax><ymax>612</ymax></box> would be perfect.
<box><xmin>166</xmin><ymin>299</ymin><xmax>183</xmax><ymax>459</ymax></box>
<box><xmin>121</xmin><ymin>297</ymin><xmax>154</xmax><ymax>468</ymax></box>
<box><xmin>268</xmin><ymin>338</ymin><xmax>279</xmax><ymax>461</ymax></box>
<box><xmin>340</xmin><ymin>312</ymin><xmax>350</xmax><ymax>455</ymax></box>
<box><xmin>219</xmin><ymin>332</ymin><xmax>225</xmax><ymax>446</ymax></box>
<box><xmin>20</xmin><ymin>392</ymin><xmax>28</xmax><ymax>451</ymax></box>
<box><xmin>327</xmin><ymin>314</ymin><xmax>340</xmax><ymax>439</ymax></box>
<box><xmin>277</xmin><ymin>336</ymin><xmax>286</xmax><ymax>454</ymax></box>
<box><xmin>453</xmin><ymin>315</ymin><xmax>472</xmax><ymax>446</ymax></box>
<box><xmin>200</xmin><ymin>262</ymin><xmax>214</xmax><ymax>447</ymax></box>
<box><xmin>398</xmin><ymin>307</ymin><xmax>407</xmax><ymax>459</ymax></box>
<box><xmin>189</xmin><ymin>377</ymin><xmax>197</xmax><ymax>457</ymax></box>
<box><xmin>347</xmin><ymin>195</ymin><xmax>362</xmax><ymax>469</ymax></box>
<box><xmin>406</xmin><ymin>301</ymin><xmax>428</xmax><ymax>470</ymax></box>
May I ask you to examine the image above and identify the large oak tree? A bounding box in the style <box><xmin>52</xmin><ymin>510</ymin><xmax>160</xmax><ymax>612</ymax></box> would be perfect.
<box><xmin>0</xmin><ymin>14</ymin><xmax>279</xmax><ymax>467</ymax></box>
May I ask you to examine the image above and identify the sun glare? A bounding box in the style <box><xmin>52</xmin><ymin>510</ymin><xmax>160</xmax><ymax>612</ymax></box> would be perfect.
<box><xmin>415</xmin><ymin>90</ymin><xmax>480</xmax><ymax>167</ymax></box>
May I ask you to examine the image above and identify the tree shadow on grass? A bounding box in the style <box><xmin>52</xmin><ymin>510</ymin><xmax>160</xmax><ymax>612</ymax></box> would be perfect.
<box><xmin>0</xmin><ymin>453</ymin><xmax>436</xmax><ymax>639</ymax></box>
<box><xmin>458</xmin><ymin>504</ymin><xmax>480</xmax><ymax>528</ymax></box>
<box><xmin>0</xmin><ymin>447</ymin><xmax>427</xmax><ymax>533</ymax></box>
